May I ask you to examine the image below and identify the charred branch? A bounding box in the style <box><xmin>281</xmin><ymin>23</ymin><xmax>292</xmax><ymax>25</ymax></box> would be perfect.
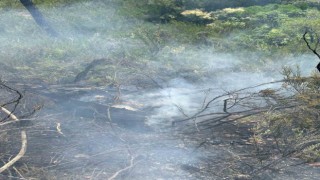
<box><xmin>0</xmin><ymin>106</ymin><xmax>27</xmax><ymax>174</ymax></box>
<box><xmin>74</xmin><ymin>58</ymin><xmax>108</xmax><ymax>83</ymax></box>
<box><xmin>303</xmin><ymin>29</ymin><xmax>320</xmax><ymax>72</ymax></box>
<box><xmin>172</xmin><ymin>72</ymin><xmax>320</xmax><ymax>178</ymax></box>
<box><xmin>0</xmin><ymin>81</ymin><xmax>42</xmax><ymax>174</ymax></box>
<box><xmin>173</xmin><ymin>80</ymin><xmax>285</xmax><ymax>126</ymax></box>
<box><xmin>0</xmin><ymin>82</ymin><xmax>23</xmax><ymax>122</ymax></box>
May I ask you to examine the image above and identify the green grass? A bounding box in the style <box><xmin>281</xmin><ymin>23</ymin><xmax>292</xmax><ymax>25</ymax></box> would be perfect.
<box><xmin>1</xmin><ymin>1</ymin><xmax>320</xmax><ymax>84</ymax></box>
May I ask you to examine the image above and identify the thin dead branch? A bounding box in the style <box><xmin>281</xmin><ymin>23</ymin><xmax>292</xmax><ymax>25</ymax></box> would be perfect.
<box><xmin>303</xmin><ymin>30</ymin><xmax>320</xmax><ymax>60</ymax></box>
<box><xmin>0</xmin><ymin>83</ymin><xmax>23</xmax><ymax>122</ymax></box>
<box><xmin>107</xmin><ymin>156</ymin><xmax>136</xmax><ymax>180</ymax></box>
<box><xmin>106</xmin><ymin>94</ymin><xmax>137</xmax><ymax>180</ymax></box>
<box><xmin>0</xmin><ymin>106</ymin><xmax>27</xmax><ymax>174</ymax></box>
<box><xmin>303</xmin><ymin>29</ymin><xmax>320</xmax><ymax>71</ymax></box>
<box><xmin>173</xmin><ymin>80</ymin><xmax>284</xmax><ymax>125</ymax></box>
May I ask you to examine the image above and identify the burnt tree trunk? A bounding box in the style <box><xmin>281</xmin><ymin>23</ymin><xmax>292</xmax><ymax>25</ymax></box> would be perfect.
<box><xmin>19</xmin><ymin>0</ymin><xmax>58</xmax><ymax>37</ymax></box>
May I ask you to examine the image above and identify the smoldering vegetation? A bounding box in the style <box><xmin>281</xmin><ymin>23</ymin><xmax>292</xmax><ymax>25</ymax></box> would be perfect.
<box><xmin>1</xmin><ymin>1</ymin><xmax>320</xmax><ymax>179</ymax></box>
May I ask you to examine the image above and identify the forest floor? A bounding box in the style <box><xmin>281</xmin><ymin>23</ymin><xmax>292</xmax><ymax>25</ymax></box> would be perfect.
<box><xmin>1</xmin><ymin>81</ymin><xmax>320</xmax><ymax>180</ymax></box>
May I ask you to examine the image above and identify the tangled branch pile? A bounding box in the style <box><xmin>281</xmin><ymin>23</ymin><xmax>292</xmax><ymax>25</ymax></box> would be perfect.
<box><xmin>174</xmin><ymin>68</ymin><xmax>320</xmax><ymax>177</ymax></box>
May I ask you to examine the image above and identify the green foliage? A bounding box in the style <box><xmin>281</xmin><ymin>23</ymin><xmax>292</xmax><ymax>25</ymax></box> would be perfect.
<box><xmin>2</xmin><ymin>0</ymin><xmax>320</xmax><ymax>83</ymax></box>
<box><xmin>0</xmin><ymin>0</ymin><xmax>22</xmax><ymax>9</ymax></box>
<box><xmin>204</xmin><ymin>4</ymin><xmax>320</xmax><ymax>54</ymax></box>
<box><xmin>180</xmin><ymin>9</ymin><xmax>214</xmax><ymax>25</ymax></box>
<box><xmin>133</xmin><ymin>25</ymin><xmax>171</xmax><ymax>55</ymax></box>
<box><xmin>0</xmin><ymin>0</ymin><xmax>89</xmax><ymax>8</ymax></box>
<box><xmin>120</xmin><ymin>0</ymin><xmax>184</xmax><ymax>22</ymax></box>
<box><xmin>120</xmin><ymin>2</ymin><xmax>317</xmax><ymax>54</ymax></box>
<box><xmin>266</xmin><ymin>28</ymin><xmax>290</xmax><ymax>46</ymax></box>
<box><xmin>183</xmin><ymin>0</ymin><xmax>280</xmax><ymax>11</ymax></box>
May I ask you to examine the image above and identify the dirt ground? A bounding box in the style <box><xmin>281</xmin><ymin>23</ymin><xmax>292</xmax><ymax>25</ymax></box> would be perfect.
<box><xmin>1</xmin><ymin>83</ymin><xmax>320</xmax><ymax>180</ymax></box>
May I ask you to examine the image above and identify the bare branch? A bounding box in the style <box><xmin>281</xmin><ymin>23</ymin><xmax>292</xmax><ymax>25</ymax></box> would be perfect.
<box><xmin>303</xmin><ymin>30</ymin><xmax>320</xmax><ymax>60</ymax></box>
<box><xmin>0</xmin><ymin>83</ymin><xmax>23</xmax><ymax>122</ymax></box>
<box><xmin>108</xmin><ymin>156</ymin><xmax>136</xmax><ymax>180</ymax></box>
<box><xmin>0</xmin><ymin>106</ymin><xmax>27</xmax><ymax>173</ymax></box>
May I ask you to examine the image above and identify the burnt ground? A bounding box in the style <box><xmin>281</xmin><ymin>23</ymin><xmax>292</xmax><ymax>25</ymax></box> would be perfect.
<box><xmin>1</xmin><ymin>83</ymin><xmax>320</xmax><ymax>180</ymax></box>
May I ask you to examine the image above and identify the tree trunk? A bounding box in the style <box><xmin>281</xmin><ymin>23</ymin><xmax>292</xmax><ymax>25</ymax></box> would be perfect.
<box><xmin>19</xmin><ymin>0</ymin><xmax>58</xmax><ymax>37</ymax></box>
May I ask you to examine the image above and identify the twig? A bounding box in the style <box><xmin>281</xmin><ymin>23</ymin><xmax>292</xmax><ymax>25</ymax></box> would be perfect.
<box><xmin>56</xmin><ymin>122</ymin><xmax>64</xmax><ymax>135</ymax></box>
<box><xmin>89</xmin><ymin>168</ymin><xmax>97</xmax><ymax>180</ymax></box>
<box><xmin>0</xmin><ymin>130</ymin><xmax>27</xmax><ymax>173</ymax></box>
<box><xmin>201</xmin><ymin>88</ymin><xmax>211</xmax><ymax>109</ymax></box>
<box><xmin>249</xmin><ymin>150</ymin><xmax>295</xmax><ymax>176</ymax></box>
<box><xmin>0</xmin><ymin>107</ymin><xmax>28</xmax><ymax>174</ymax></box>
<box><xmin>200</xmin><ymin>105</ymin><xmax>297</xmax><ymax>131</ymax></box>
<box><xmin>0</xmin><ymin>107</ymin><xmax>18</xmax><ymax>120</ymax></box>
<box><xmin>0</xmin><ymin>83</ymin><xmax>23</xmax><ymax>122</ymax></box>
<box><xmin>173</xmin><ymin>80</ymin><xmax>284</xmax><ymax>124</ymax></box>
<box><xmin>173</xmin><ymin>103</ymin><xmax>189</xmax><ymax>118</ymax></box>
<box><xmin>13</xmin><ymin>166</ymin><xmax>25</xmax><ymax>179</ymax></box>
<box><xmin>108</xmin><ymin>156</ymin><xmax>135</xmax><ymax>180</ymax></box>
<box><xmin>106</xmin><ymin>92</ymin><xmax>137</xmax><ymax>180</ymax></box>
